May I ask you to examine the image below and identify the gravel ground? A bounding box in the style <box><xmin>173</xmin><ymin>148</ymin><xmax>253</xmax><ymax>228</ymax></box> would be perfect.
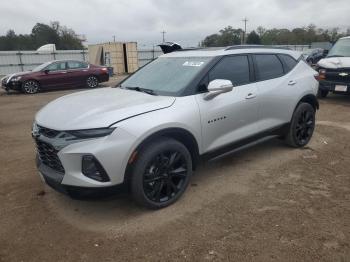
<box><xmin>0</xmin><ymin>82</ymin><xmax>349</xmax><ymax>262</ymax></box>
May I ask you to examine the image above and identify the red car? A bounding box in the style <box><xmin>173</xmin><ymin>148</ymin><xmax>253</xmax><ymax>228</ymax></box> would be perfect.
<box><xmin>1</xmin><ymin>60</ymin><xmax>109</xmax><ymax>94</ymax></box>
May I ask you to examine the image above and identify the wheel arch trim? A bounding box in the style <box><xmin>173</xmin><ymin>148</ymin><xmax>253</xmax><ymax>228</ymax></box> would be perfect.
<box><xmin>123</xmin><ymin>127</ymin><xmax>200</xmax><ymax>182</ymax></box>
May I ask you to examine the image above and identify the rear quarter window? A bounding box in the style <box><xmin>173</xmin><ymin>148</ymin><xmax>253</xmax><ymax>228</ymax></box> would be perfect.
<box><xmin>254</xmin><ymin>54</ymin><xmax>284</xmax><ymax>81</ymax></box>
<box><xmin>278</xmin><ymin>54</ymin><xmax>298</xmax><ymax>73</ymax></box>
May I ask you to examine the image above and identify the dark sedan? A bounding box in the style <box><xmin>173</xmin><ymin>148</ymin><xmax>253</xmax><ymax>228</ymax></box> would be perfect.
<box><xmin>1</xmin><ymin>60</ymin><xmax>109</xmax><ymax>94</ymax></box>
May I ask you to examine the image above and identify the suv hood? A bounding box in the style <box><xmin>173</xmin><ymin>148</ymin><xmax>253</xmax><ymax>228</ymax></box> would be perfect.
<box><xmin>318</xmin><ymin>57</ymin><xmax>350</xmax><ymax>69</ymax></box>
<box><xmin>35</xmin><ymin>88</ymin><xmax>175</xmax><ymax>130</ymax></box>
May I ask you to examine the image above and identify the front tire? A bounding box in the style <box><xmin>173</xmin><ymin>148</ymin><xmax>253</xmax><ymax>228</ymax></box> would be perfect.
<box><xmin>22</xmin><ymin>80</ymin><xmax>39</xmax><ymax>94</ymax></box>
<box><xmin>285</xmin><ymin>103</ymin><xmax>315</xmax><ymax>148</ymax></box>
<box><xmin>130</xmin><ymin>138</ymin><xmax>193</xmax><ymax>209</ymax></box>
<box><xmin>86</xmin><ymin>75</ymin><xmax>99</xmax><ymax>88</ymax></box>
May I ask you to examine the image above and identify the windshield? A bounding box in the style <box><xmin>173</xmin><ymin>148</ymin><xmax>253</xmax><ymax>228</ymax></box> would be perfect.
<box><xmin>328</xmin><ymin>38</ymin><xmax>350</xmax><ymax>57</ymax></box>
<box><xmin>32</xmin><ymin>61</ymin><xmax>52</xmax><ymax>72</ymax></box>
<box><xmin>120</xmin><ymin>57</ymin><xmax>212</xmax><ymax>96</ymax></box>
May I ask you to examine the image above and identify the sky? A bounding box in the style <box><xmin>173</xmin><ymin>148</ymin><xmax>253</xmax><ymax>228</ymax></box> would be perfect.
<box><xmin>0</xmin><ymin>0</ymin><xmax>349</xmax><ymax>47</ymax></box>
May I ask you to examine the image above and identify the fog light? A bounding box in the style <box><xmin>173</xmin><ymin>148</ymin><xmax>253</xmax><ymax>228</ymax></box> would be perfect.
<box><xmin>82</xmin><ymin>155</ymin><xmax>110</xmax><ymax>182</ymax></box>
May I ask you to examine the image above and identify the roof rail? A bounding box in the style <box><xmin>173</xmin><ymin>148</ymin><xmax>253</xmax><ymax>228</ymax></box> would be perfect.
<box><xmin>225</xmin><ymin>45</ymin><xmax>292</xmax><ymax>51</ymax></box>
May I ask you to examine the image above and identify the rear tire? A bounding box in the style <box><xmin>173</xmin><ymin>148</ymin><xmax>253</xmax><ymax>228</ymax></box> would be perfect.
<box><xmin>130</xmin><ymin>138</ymin><xmax>192</xmax><ymax>209</ymax></box>
<box><xmin>285</xmin><ymin>103</ymin><xmax>315</xmax><ymax>148</ymax></box>
<box><xmin>86</xmin><ymin>75</ymin><xmax>99</xmax><ymax>88</ymax></box>
<box><xmin>22</xmin><ymin>80</ymin><xmax>39</xmax><ymax>94</ymax></box>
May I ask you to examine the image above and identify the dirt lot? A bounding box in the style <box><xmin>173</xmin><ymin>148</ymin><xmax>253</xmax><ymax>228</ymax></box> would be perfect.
<box><xmin>0</xmin><ymin>82</ymin><xmax>349</xmax><ymax>261</ymax></box>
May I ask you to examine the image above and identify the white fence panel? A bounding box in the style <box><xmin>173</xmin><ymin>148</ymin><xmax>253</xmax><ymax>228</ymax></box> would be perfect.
<box><xmin>138</xmin><ymin>48</ymin><xmax>163</xmax><ymax>67</ymax></box>
<box><xmin>0</xmin><ymin>51</ymin><xmax>20</xmax><ymax>65</ymax></box>
<box><xmin>0</xmin><ymin>50</ymin><xmax>88</xmax><ymax>75</ymax></box>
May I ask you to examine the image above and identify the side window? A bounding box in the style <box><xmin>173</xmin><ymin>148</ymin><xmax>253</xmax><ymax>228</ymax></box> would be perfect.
<box><xmin>209</xmin><ymin>55</ymin><xmax>250</xmax><ymax>86</ymax></box>
<box><xmin>67</xmin><ymin>61</ymin><xmax>88</xmax><ymax>69</ymax></box>
<box><xmin>46</xmin><ymin>62</ymin><xmax>66</xmax><ymax>71</ymax></box>
<box><xmin>254</xmin><ymin>54</ymin><xmax>284</xmax><ymax>81</ymax></box>
<box><xmin>278</xmin><ymin>54</ymin><xmax>298</xmax><ymax>73</ymax></box>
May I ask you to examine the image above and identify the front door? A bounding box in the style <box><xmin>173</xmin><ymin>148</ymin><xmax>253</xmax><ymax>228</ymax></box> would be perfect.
<box><xmin>39</xmin><ymin>61</ymin><xmax>69</xmax><ymax>88</ymax></box>
<box><xmin>195</xmin><ymin>55</ymin><xmax>260</xmax><ymax>153</ymax></box>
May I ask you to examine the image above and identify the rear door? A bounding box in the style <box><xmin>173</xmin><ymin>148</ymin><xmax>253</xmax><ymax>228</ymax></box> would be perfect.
<box><xmin>253</xmin><ymin>53</ymin><xmax>299</xmax><ymax>130</ymax></box>
<box><xmin>66</xmin><ymin>61</ymin><xmax>89</xmax><ymax>86</ymax></box>
<box><xmin>39</xmin><ymin>61</ymin><xmax>69</xmax><ymax>88</ymax></box>
<box><xmin>195</xmin><ymin>55</ymin><xmax>260</xmax><ymax>153</ymax></box>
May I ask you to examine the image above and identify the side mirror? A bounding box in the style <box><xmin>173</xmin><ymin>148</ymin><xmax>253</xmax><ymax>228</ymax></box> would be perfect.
<box><xmin>44</xmin><ymin>69</ymin><xmax>50</xmax><ymax>74</ymax></box>
<box><xmin>323</xmin><ymin>50</ymin><xmax>329</xmax><ymax>56</ymax></box>
<box><xmin>204</xmin><ymin>79</ymin><xmax>233</xmax><ymax>100</ymax></box>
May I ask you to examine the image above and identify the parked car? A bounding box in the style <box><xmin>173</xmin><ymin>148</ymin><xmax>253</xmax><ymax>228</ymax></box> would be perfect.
<box><xmin>32</xmin><ymin>46</ymin><xmax>319</xmax><ymax>209</ymax></box>
<box><xmin>304</xmin><ymin>48</ymin><xmax>327</xmax><ymax>65</ymax></box>
<box><xmin>316</xmin><ymin>36</ymin><xmax>350</xmax><ymax>98</ymax></box>
<box><xmin>1</xmin><ymin>60</ymin><xmax>109</xmax><ymax>94</ymax></box>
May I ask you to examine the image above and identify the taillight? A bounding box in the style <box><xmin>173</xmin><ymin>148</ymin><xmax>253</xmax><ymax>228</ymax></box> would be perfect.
<box><xmin>315</xmin><ymin>69</ymin><xmax>326</xmax><ymax>81</ymax></box>
<box><xmin>101</xmin><ymin>67</ymin><xmax>108</xmax><ymax>73</ymax></box>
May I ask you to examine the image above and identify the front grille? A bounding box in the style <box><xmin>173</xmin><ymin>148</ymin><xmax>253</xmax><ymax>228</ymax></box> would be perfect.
<box><xmin>325</xmin><ymin>68</ymin><xmax>350</xmax><ymax>83</ymax></box>
<box><xmin>37</xmin><ymin>125</ymin><xmax>60</xmax><ymax>138</ymax></box>
<box><xmin>35</xmin><ymin>139</ymin><xmax>65</xmax><ymax>173</ymax></box>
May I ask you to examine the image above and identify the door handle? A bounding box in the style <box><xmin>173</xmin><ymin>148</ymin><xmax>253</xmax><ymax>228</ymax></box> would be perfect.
<box><xmin>61</xmin><ymin>71</ymin><xmax>67</xmax><ymax>74</ymax></box>
<box><xmin>288</xmin><ymin>80</ymin><xmax>297</xmax><ymax>86</ymax></box>
<box><xmin>245</xmin><ymin>93</ymin><xmax>256</xmax><ymax>99</ymax></box>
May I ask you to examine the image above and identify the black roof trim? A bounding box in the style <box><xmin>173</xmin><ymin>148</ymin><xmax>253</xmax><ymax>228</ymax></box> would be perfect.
<box><xmin>225</xmin><ymin>45</ymin><xmax>292</xmax><ymax>51</ymax></box>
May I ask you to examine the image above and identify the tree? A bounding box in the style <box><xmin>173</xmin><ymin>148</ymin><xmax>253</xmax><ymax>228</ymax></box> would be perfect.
<box><xmin>256</xmin><ymin>26</ymin><xmax>266</xmax><ymax>37</ymax></box>
<box><xmin>246</xmin><ymin>31</ymin><xmax>261</xmax><ymax>44</ymax></box>
<box><xmin>0</xmin><ymin>22</ymin><xmax>84</xmax><ymax>50</ymax></box>
<box><xmin>202</xmin><ymin>25</ymin><xmax>347</xmax><ymax>47</ymax></box>
<box><xmin>201</xmin><ymin>26</ymin><xmax>243</xmax><ymax>47</ymax></box>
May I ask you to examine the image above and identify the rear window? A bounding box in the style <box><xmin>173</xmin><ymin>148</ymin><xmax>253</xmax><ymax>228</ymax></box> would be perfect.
<box><xmin>278</xmin><ymin>54</ymin><xmax>297</xmax><ymax>73</ymax></box>
<box><xmin>67</xmin><ymin>61</ymin><xmax>88</xmax><ymax>69</ymax></box>
<box><xmin>254</xmin><ymin>54</ymin><xmax>284</xmax><ymax>81</ymax></box>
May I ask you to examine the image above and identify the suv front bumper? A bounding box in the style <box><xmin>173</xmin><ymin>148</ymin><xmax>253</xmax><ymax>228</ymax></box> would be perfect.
<box><xmin>34</xmin><ymin>126</ymin><xmax>138</xmax><ymax>194</ymax></box>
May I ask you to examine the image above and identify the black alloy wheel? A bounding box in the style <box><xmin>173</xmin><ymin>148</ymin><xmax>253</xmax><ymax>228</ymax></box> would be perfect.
<box><xmin>295</xmin><ymin>109</ymin><xmax>315</xmax><ymax>145</ymax></box>
<box><xmin>285</xmin><ymin>103</ymin><xmax>315</xmax><ymax>147</ymax></box>
<box><xmin>131</xmin><ymin>138</ymin><xmax>192</xmax><ymax>209</ymax></box>
<box><xmin>143</xmin><ymin>151</ymin><xmax>188</xmax><ymax>203</ymax></box>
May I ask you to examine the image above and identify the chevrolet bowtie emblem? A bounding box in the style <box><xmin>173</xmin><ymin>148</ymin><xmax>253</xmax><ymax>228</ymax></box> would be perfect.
<box><xmin>339</xmin><ymin>72</ymin><xmax>348</xmax><ymax>77</ymax></box>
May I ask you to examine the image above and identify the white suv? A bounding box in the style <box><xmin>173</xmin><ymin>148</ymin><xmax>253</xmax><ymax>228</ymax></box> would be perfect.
<box><xmin>33</xmin><ymin>46</ymin><xmax>319</xmax><ymax>209</ymax></box>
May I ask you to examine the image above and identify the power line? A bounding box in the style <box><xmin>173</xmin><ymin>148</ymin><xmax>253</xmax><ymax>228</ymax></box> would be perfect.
<box><xmin>242</xmin><ymin>17</ymin><xmax>248</xmax><ymax>44</ymax></box>
<box><xmin>161</xmin><ymin>31</ymin><xmax>166</xmax><ymax>43</ymax></box>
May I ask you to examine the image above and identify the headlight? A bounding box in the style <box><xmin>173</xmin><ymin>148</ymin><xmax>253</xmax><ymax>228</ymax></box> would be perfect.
<box><xmin>11</xmin><ymin>76</ymin><xmax>22</xmax><ymax>82</ymax></box>
<box><xmin>67</xmin><ymin>127</ymin><xmax>116</xmax><ymax>139</ymax></box>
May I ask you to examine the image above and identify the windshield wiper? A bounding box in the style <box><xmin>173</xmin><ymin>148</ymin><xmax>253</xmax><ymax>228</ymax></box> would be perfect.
<box><xmin>123</xmin><ymin>86</ymin><xmax>157</xmax><ymax>95</ymax></box>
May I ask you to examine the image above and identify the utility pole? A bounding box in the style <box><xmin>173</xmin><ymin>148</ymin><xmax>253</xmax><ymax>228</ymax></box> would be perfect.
<box><xmin>161</xmin><ymin>31</ymin><xmax>166</xmax><ymax>43</ymax></box>
<box><xmin>242</xmin><ymin>17</ymin><xmax>248</xmax><ymax>44</ymax></box>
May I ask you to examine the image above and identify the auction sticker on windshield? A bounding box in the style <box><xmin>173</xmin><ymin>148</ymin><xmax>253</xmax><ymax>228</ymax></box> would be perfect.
<box><xmin>183</xmin><ymin>61</ymin><xmax>205</xmax><ymax>67</ymax></box>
